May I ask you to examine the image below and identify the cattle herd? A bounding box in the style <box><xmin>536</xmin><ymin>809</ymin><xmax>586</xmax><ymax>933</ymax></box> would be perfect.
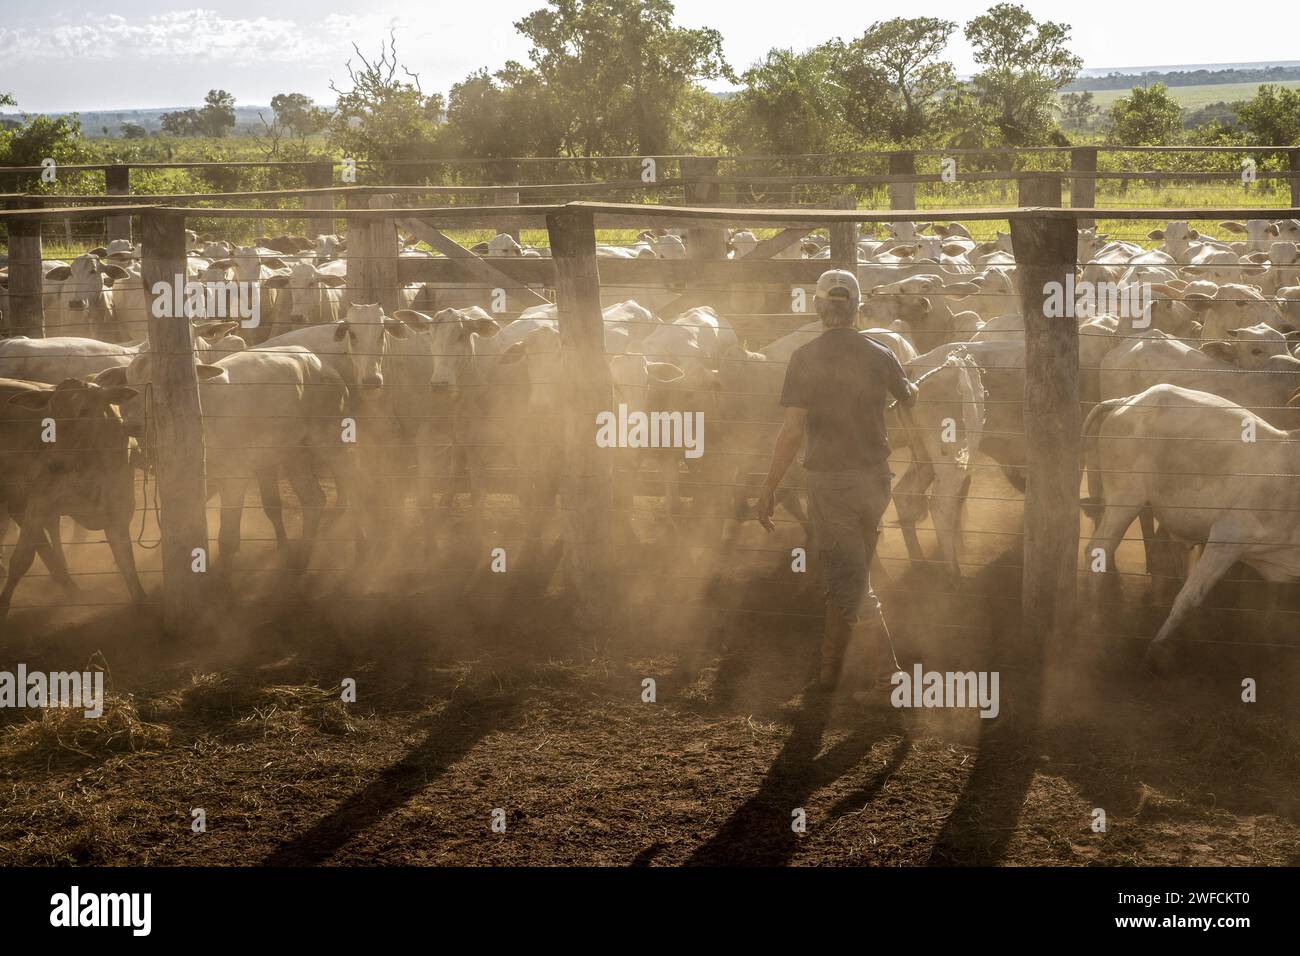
<box><xmin>1</xmin><ymin>215</ymin><xmax>1300</xmax><ymax>669</ymax></box>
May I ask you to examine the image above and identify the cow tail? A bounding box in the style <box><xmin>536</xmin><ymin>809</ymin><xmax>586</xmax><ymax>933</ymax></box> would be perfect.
<box><xmin>949</xmin><ymin>351</ymin><xmax>985</xmax><ymax>470</ymax></box>
<box><xmin>1080</xmin><ymin>398</ymin><xmax>1126</xmax><ymax>522</ymax></box>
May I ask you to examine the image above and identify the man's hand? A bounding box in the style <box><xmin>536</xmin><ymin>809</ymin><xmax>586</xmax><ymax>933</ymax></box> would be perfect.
<box><xmin>756</xmin><ymin>407</ymin><xmax>807</xmax><ymax>533</ymax></box>
<box><xmin>756</xmin><ymin>489</ymin><xmax>777</xmax><ymax>533</ymax></box>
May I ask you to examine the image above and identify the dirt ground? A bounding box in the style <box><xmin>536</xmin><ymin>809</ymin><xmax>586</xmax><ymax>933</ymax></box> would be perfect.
<box><xmin>2</xmin><ymin>467</ymin><xmax>1299</xmax><ymax>867</ymax></box>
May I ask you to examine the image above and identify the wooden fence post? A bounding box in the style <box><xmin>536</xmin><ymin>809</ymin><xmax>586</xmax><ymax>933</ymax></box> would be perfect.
<box><xmin>1018</xmin><ymin>173</ymin><xmax>1063</xmax><ymax>208</ymax></box>
<box><xmin>344</xmin><ymin>194</ymin><xmax>375</xmax><ymax>309</ymax></box>
<box><xmin>828</xmin><ymin>194</ymin><xmax>858</xmax><ymax>274</ymax></box>
<box><xmin>141</xmin><ymin>209</ymin><xmax>209</xmax><ymax>637</ymax></box>
<box><xmin>7</xmin><ymin>206</ymin><xmax>46</xmax><ymax>337</ymax></box>
<box><xmin>888</xmin><ymin>151</ymin><xmax>917</xmax><ymax>210</ymax></box>
<box><xmin>367</xmin><ymin>193</ymin><xmax>400</xmax><ymax>313</ymax></box>
<box><xmin>105</xmin><ymin>164</ymin><xmax>132</xmax><ymax>243</ymax></box>
<box><xmin>1290</xmin><ymin>148</ymin><xmax>1300</xmax><ymax>209</ymax></box>
<box><xmin>1010</xmin><ymin>209</ymin><xmax>1080</xmax><ymax>661</ymax></box>
<box><xmin>496</xmin><ymin>187</ymin><xmax>522</xmax><ymax>244</ymax></box>
<box><xmin>546</xmin><ymin>205</ymin><xmax>613</xmax><ymax>629</ymax></box>
<box><xmin>1070</xmin><ymin>147</ymin><xmax>1097</xmax><ymax>228</ymax></box>
<box><xmin>681</xmin><ymin>157</ymin><xmax>728</xmax><ymax>259</ymax></box>
<box><xmin>305</xmin><ymin>161</ymin><xmax>335</xmax><ymax>240</ymax></box>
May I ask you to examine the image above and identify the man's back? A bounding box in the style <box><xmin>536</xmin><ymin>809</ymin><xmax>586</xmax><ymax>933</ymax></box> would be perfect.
<box><xmin>779</xmin><ymin>327</ymin><xmax>912</xmax><ymax>471</ymax></box>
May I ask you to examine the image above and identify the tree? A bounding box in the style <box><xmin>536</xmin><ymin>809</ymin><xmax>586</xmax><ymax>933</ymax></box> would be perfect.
<box><xmin>965</xmin><ymin>2</ymin><xmax>1082</xmax><ymax>145</ymax></box>
<box><xmin>0</xmin><ymin>101</ymin><xmax>90</xmax><ymax>185</ymax></box>
<box><xmin>121</xmin><ymin>122</ymin><xmax>148</xmax><ymax>139</ymax></box>
<box><xmin>1238</xmin><ymin>84</ymin><xmax>1300</xmax><ymax>146</ymax></box>
<box><xmin>1058</xmin><ymin>91</ymin><xmax>1100</xmax><ymax>131</ymax></box>
<box><xmin>328</xmin><ymin>31</ymin><xmax>446</xmax><ymax>166</ymax></box>
<box><xmin>199</xmin><ymin>89</ymin><xmax>236</xmax><ymax>137</ymax></box>
<box><xmin>509</xmin><ymin>0</ymin><xmax>733</xmax><ymax>156</ymax></box>
<box><xmin>271</xmin><ymin>93</ymin><xmax>329</xmax><ymax>138</ymax></box>
<box><xmin>829</xmin><ymin>17</ymin><xmax>959</xmax><ymax>141</ymax></box>
<box><xmin>1105</xmin><ymin>84</ymin><xmax>1183</xmax><ymax>145</ymax></box>
<box><xmin>724</xmin><ymin>47</ymin><xmax>847</xmax><ymax>155</ymax></box>
<box><xmin>446</xmin><ymin>67</ymin><xmax>558</xmax><ymax>157</ymax></box>
<box><xmin>160</xmin><ymin>109</ymin><xmax>201</xmax><ymax>136</ymax></box>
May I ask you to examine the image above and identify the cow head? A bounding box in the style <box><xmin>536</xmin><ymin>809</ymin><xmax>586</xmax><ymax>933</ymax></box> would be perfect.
<box><xmin>7</xmin><ymin>380</ymin><xmax>138</xmax><ymax>505</ymax></box>
<box><xmin>336</xmin><ymin>302</ymin><xmax>411</xmax><ymax>390</ymax></box>
<box><xmin>395</xmin><ymin>306</ymin><xmax>500</xmax><ymax>393</ymax></box>
<box><xmin>44</xmin><ymin>254</ymin><xmax>130</xmax><ymax>334</ymax></box>
<box><xmin>486</xmin><ymin>233</ymin><xmax>523</xmax><ymax>257</ymax></box>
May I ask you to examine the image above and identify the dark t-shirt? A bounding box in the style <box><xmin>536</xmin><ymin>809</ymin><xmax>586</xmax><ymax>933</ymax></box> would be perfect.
<box><xmin>779</xmin><ymin>327</ymin><xmax>913</xmax><ymax>471</ymax></box>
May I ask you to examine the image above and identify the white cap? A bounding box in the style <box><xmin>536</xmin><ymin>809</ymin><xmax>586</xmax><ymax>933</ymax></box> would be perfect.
<box><xmin>815</xmin><ymin>268</ymin><xmax>860</xmax><ymax>303</ymax></box>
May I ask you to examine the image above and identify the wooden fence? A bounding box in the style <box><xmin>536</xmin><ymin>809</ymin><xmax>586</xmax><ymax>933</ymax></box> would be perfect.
<box><xmin>3</xmin><ymin>197</ymin><xmax>1299</xmax><ymax>649</ymax></box>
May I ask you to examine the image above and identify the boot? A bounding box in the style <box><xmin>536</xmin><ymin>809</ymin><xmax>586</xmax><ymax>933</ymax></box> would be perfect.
<box><xmin>818</xmin><ymin>604</ymin><xmax>852</xmax><ymax>689</ymax></box>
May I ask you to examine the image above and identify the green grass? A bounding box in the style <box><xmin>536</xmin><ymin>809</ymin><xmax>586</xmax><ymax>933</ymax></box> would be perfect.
<box><xmin>1077</xmin><ymin>79</ymin><xmax>1300</xmax><ymax>110</ymax></box>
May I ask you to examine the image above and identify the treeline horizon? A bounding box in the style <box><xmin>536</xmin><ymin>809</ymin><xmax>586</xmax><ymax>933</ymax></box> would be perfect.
<box><xmin>3</xmin><ymin>0</ymin><xmax>1298</xmax><ymax>179</ymax></box>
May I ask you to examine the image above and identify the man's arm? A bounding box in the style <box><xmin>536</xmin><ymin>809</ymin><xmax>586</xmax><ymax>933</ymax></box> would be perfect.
<box><xmin>885</xmin><ymin>351</ymin><xmax>918</xmax><ymax>407</ymax></box>
<box><xmin>756</xmin><ymin>406</ymin><xmax>807</xmax><ymax>532</ymax></box>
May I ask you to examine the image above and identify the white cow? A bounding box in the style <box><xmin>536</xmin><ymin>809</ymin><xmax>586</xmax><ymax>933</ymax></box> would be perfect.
<box><xmin>1083</xmin><ymin>384</ymin><xmax>1300</xmax><ymax>669</ymax></box>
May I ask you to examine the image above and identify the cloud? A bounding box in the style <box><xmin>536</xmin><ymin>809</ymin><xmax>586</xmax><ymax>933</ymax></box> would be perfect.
<box><xmin>0</xmin><ymin>9</ymin><xmax>347</xmax><ymax>65</ymax></box>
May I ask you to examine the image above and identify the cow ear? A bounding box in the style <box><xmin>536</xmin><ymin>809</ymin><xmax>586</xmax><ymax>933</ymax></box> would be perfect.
<box><xmin>92</xmin><ymin>366</ymin><xmax>129</xmax><ymax>389</ymax></box>
<box><xmin>263</xmin><ymin>274</ymin><xmax>290</xmax><ymax>289</ymax></box>
<box><xmin>943</xmin><ymin>281</ymin><xmax>980</xmax><ymax>296</ymax></box>
<box><xmin>102</xmin><ymin>263</ymin><xmax>131</xmax><ymax>281</ymax></box>
<box><xmin>468</xmin><ymin>315</ymin><xmax>500</xmax><ymax>336</ymax></box>
<box><xmin>1147</xmin><ymin>229</ymin><xmax>1165</xmax><ymax>240</ymax></box>
<box><xmin>942</xmin><ymin>243</ymin><xmax>966</xmax><ymax>257</ymax></box>
<box><xmin>333</xmin><ymin>321</ymin><xmax>351</xmax><ymax>342</ymax></box>
<box><xmin>916</xmin><ymin>296</ymin><xmax>932</xmax><ymax>316</ymax></box>
<box><xmin>382</xmin><ymin>317</ymin><xmax>410</xmax><ymax>339</ymax></box>
<box><xmin>892</xmin><ymin>245</ymin><xmax>916</xmax><ymax>257</ymax></box>
<box><xmin>646</xmin><ymin>361</ymin><xmax>685</xmax><ymax>384</ymax></box>
<box><xmin>1220</xmin><ymin>221</ymin><xmax>1245</xmax><ymax>233</ymax></box>
<box><xmin>393</xmin><ymin>309</ymin><xmax>434</xmax><ymax>331</ymax></box>
<box><xmin>314</xmin><ymin>274</ymin><xmax>347</xmax><ymax>288</ymax></box>
<box><xmin>45</xmin><ymin>266</ymin><xmax>72</xmax><ymax>281</ymax></box>
<box><xmin>208</xmin><ymin>258</ymin><xmax>235</xmax><ymax>270</ymax></box>
<box><xmin>195</xmin><ymin>365</ymin><xmax>227</xmax><ymax>380</ymax></box>
<box><xmin>1183</xmin><ymin>293</ymin><xmax>1213</xmax><ymax>312</ymax></box>
<box><xmin>1200</xmin><ymin>340</ymin><xmax>1236</xmax><ymax>362</ymax></box>
<box><xmin>7</xmin><ymin>389</ymin><xmax>54</xmax><ymax>409</ymax></box>
<box><xmin>499</xmin><ymin>343</ymin><xmax>528</xmax><ymax>365</ymax></box>
<box><xmin>194</xmin><ymin>321</ymin><xmax>239</xmax><ymax>339</ymax></box>
<box><xmin>262</xmin><ymin>257</ymin><xmax>287</xmax><ymax>270</ymax></box>
<box><xmin>88</xmin><ymin>246</ymin><xmax>108</xmax><ymax>257</ymax></box>
<box><xmin>99</xmin><ymin>386</ymin><xmax>139</xmax><ymax>405</ymax></box>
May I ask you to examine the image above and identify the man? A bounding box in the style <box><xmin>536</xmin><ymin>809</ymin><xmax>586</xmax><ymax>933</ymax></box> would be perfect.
<box><xmin>756</xmin><ymin>268</ymin><xmax>917</xmax><ymax>691</ymax></box>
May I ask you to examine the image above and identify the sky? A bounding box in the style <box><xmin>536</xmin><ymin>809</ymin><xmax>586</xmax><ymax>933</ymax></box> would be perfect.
<box><xmin>1</xmin><ymin>0</ymin><xmax>1296</xmax><ymax>112</ymax></box>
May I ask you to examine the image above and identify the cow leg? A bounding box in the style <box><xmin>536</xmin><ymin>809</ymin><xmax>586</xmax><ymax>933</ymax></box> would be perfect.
<box><xmin>1082</xmin><ymin>500</ymin><xmax>1144</xmax><ymax>633</ymax></box>
<box><xmin>891</xmin><ymin>458</ymin><xmax>934</xmax><ymax>566</ymax></box>
<box><xmin>215</xmin><ymin>479</ymin><xmax>249</xmax><ymax>576</ymax></box>
<box><xmin>929</xmin><ymin>462</ymin><xmax>970</xmax><ymax>579</ymax></box>
<box><xmin>104</xmin><ymin>518</ymin><xmax>147</xmax><ymax>604</ymax></box>
<box><xmin>0</xmin><ymin>513</ymin><xmax>48</xmax><ymax>628</ymax></box>
<box><xmin>1138</xmin><ymin>507</ymin><xmax>1157</xmax><ymax>575</ymax></box>
<box><xmin>1146</xmin><ymin>539</ymin><xmax>1246</xmax><ymax>672</ymax></box>
<box><xmin>37</xmin><ymin>519</ymin><xmax>77</xmax><ymax>593</ymax></box>
<box><xmin>286</xmin><ymin>464</ymin><xmax>326</xmax><ymax>572</ymax></box>
<box><xmin>257</xmin><ymin>469</ymin><xmax>289</xmax><ymax>550</ymax></box>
